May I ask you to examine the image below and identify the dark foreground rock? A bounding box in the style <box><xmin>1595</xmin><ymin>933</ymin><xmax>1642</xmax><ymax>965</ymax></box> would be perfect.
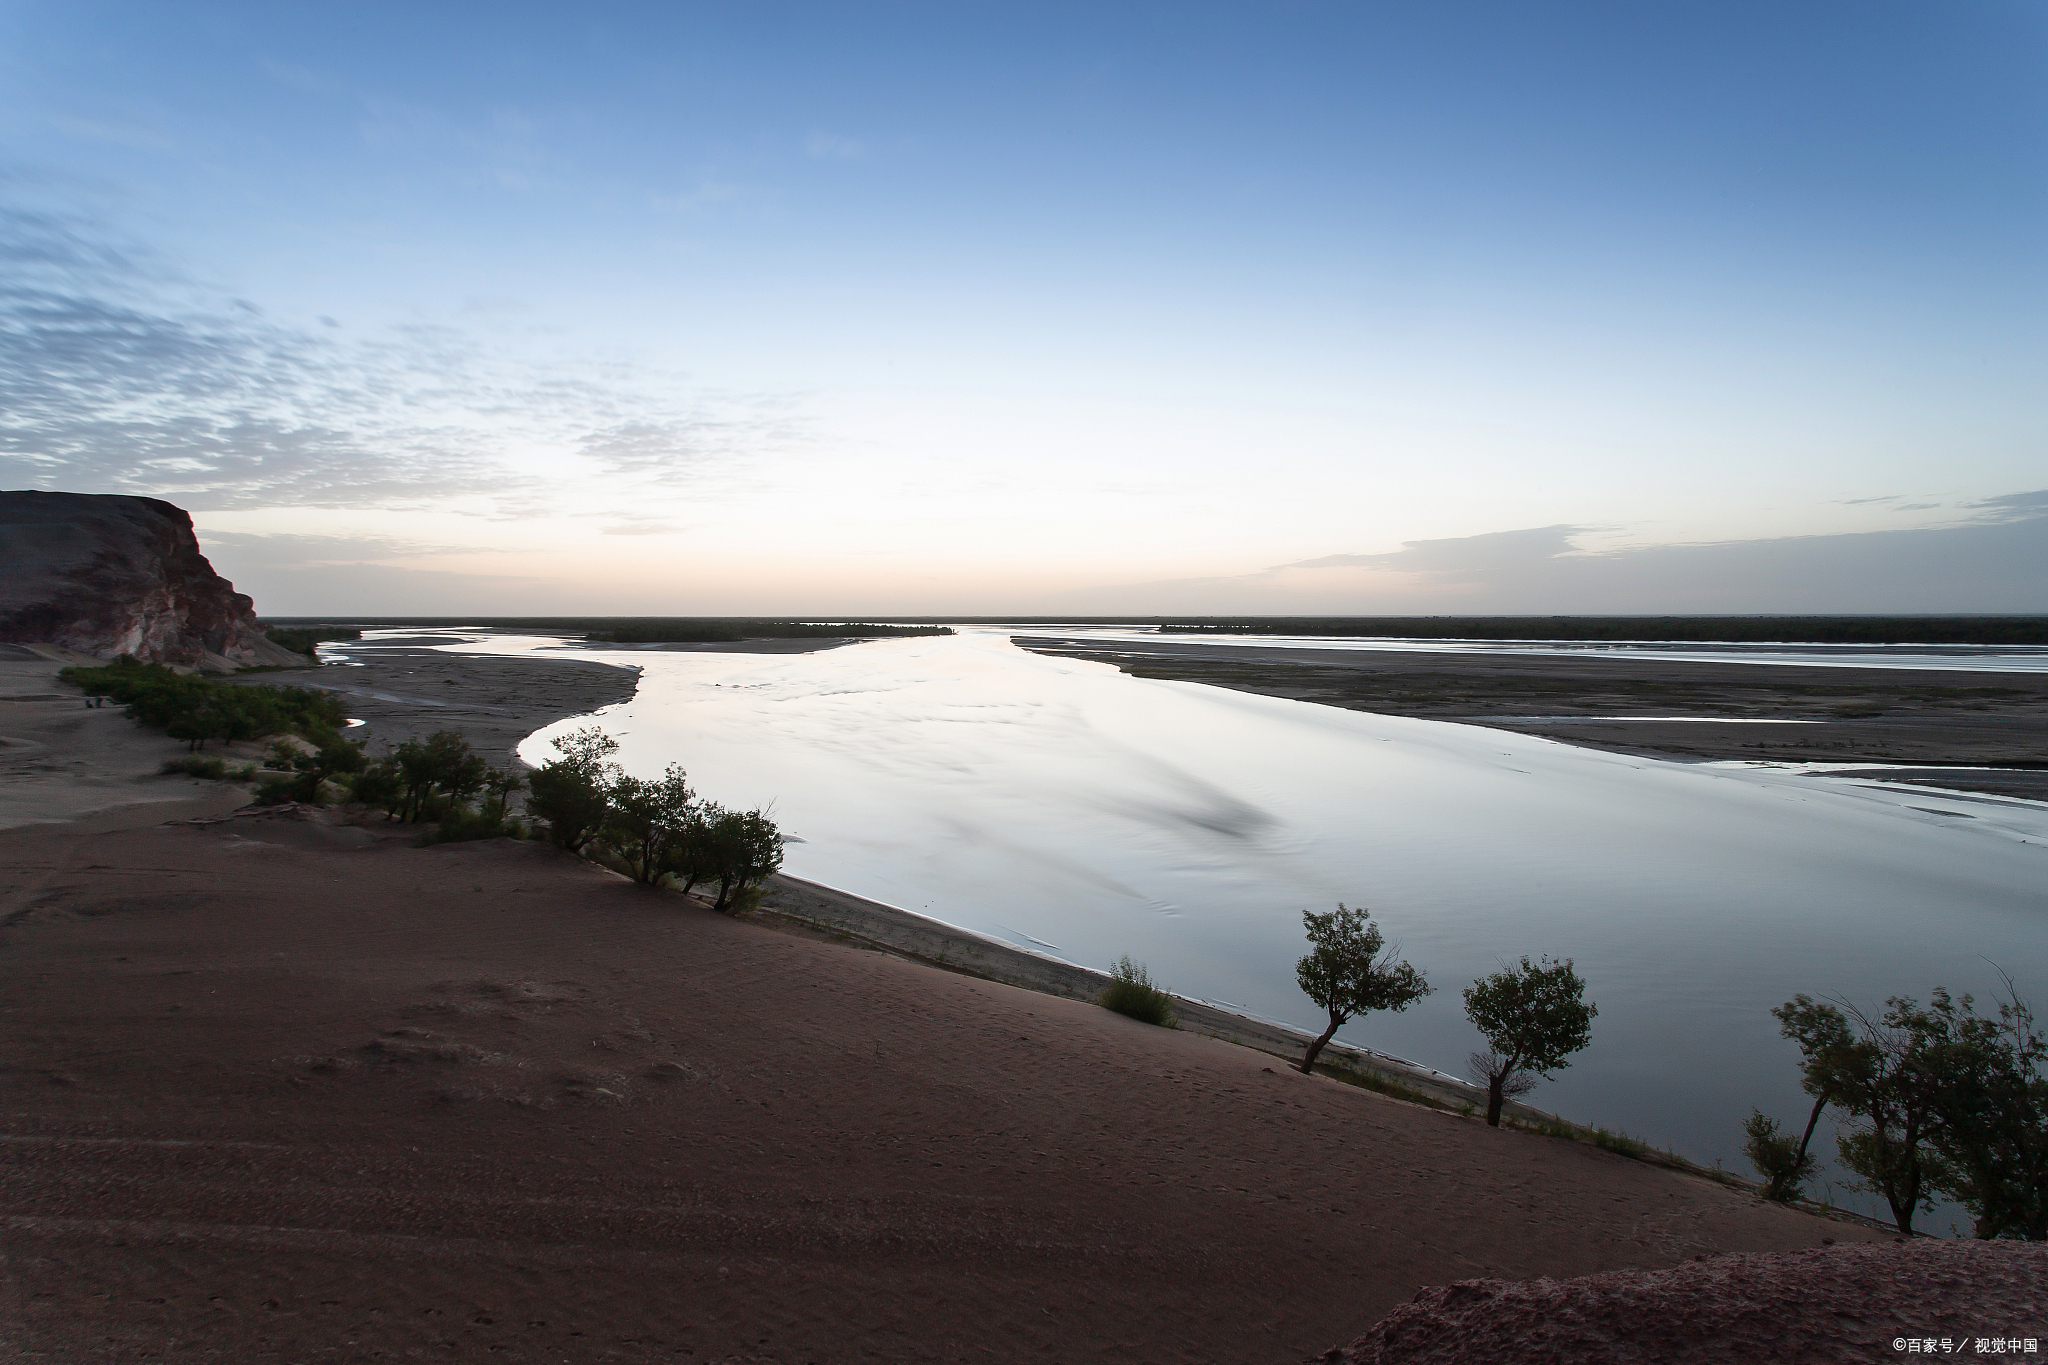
<box><xmin>0</xmin><ymin>490</ymin><xmax>300</xmax><ymax>668</ymax></box>
<box><xmin>1317</xmin><ymin>1241</ymin><xmax>2047</xmax><ymax>1364</ymax></box>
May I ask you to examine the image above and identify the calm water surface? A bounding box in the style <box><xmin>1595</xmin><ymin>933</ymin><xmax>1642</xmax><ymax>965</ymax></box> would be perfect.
<box><xmin>369</xmin><ymin>627</ymin><xmax>2046</xmax><ymax>1225</ymax></box>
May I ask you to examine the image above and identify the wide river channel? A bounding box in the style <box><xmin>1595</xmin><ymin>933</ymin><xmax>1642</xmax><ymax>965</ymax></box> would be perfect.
<box><xmin>378</xmin><ymin>626</ymin><xmax>2048</xmax><ymax>1228</ymax></box>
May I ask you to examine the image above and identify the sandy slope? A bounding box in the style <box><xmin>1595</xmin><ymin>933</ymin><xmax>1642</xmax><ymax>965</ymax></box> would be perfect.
<box><xmin>0</xmin><ymin>810</ymin><xmax>1876</xmax><ymax>1364</ymax></box>
<box><xmin>0</xmin><ymin>650</ymin><xmax>255</xmax><ymax>831</ymax></box>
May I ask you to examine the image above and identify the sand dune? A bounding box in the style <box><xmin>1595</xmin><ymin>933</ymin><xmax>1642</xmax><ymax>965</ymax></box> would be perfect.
<box><xmin>2</xmin><ymin>804</ymin><xmax>1876</xmax><ymax>1363</ymax></box>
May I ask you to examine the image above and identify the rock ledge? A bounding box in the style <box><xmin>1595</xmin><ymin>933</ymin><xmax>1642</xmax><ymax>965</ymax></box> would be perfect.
<box><xmin>0</xmin><ymin>491</ymin><xmax>301</xmax><ymax>669</ymax></box>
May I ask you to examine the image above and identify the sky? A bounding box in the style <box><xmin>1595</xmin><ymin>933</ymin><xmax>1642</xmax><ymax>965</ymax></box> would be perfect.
<box><xmin>2</xmin><ymin>1</ymin><xmax>2045</xmax><ymax>615</ymax></box>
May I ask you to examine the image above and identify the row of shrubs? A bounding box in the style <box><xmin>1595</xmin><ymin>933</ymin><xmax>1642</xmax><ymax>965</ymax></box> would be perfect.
<box><xmin>523</xmin><ymin>727</ymin><xmax>784</xmax><ymax>911</ymax></box>
<box><xmin>226</xmin><ymin>721</ymin><xmax>785</xmax><ymax>908</ymax></box>
<box><xmin>63</xmin><ymin>659</ymin><xmax>351</xmax><ymax>751</ymax></box>
<box><xmin>87</xmin><ymin>660</ymin><xmax>783</xmax><ymax>911</ymax></box>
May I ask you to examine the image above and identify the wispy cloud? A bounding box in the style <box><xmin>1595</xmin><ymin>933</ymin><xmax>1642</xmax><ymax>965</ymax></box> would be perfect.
<box><xmin>1969</xmin><ymin>489</ymin><xmax>2048</xmax><ymax>522</ymax></box>
<box><xmin>0</xmin><ymin>204</ymin><xmax>806</xmax><ymax>515</ymax></box>
<box><xmin>195</xmin><ymin>530</ymin><xmax>479</xmax><ymax>567</ymax></box>
<box><xmin>1079</xmin><ymin>500</ymin><xmax>2048</xmax><ymax>613</ymax></box>
<box><xmin>576</xmin><ymin>398</ymin><xmax>808</xmax><ymax>488</ymax></box>
<box><xmin>1278</xmin><ymin>525</ymin><xmax>1592</xmax><ymax>580</ymax></box>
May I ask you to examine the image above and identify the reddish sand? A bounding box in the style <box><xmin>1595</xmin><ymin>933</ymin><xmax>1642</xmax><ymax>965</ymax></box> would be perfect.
<box><xmin>2</xmin><ymin>809</ymin><xmax>1877</xmax><ymax>1363</ymax></box>
<box><xmin>1322</xmin><ymin>1240</ymin><xmax>2047</xmax><ymax>1363</ymax></box>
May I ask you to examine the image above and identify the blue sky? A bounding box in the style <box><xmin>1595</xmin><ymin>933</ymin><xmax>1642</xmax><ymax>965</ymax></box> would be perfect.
<box><xmin>3</xmin><ymin>1</ymin><xmax>2045</xmax><ymax>612</ymax></box>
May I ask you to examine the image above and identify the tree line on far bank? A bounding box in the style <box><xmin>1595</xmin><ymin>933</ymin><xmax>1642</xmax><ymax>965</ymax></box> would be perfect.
<box><xmin>1154</xmin><ymin>616</ymin><xmax>2048</xmax><ymax>646</ymax></box>
<box><xmin>62</xmin><ymin>659</ymin><xmax>781</xmax><ymax>912</ymax></box>
<box><xmin>583</xmin><ymin>621</ymin><xmax>954</xmax><ymax>644</ymax></box>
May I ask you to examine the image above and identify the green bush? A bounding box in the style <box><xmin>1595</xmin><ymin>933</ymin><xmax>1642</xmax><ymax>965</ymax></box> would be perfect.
<box><xmin>1100</xmin><ymin>956</ymin><xmax>1178</xmax><ymax>1027</ymax></box>
<box><xmin>61</xmin><ymin>658</ymin><xmax>350</xmax><ymax>751</ymax></box>
<box><xmin>1742</xmin><ymin>1108</ymin><xmax>1817</xmax><ymax>1201</ymax></box>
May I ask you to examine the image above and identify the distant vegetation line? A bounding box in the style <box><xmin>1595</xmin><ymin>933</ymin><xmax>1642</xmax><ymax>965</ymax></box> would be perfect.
<box><xmin>1157</xmin><ymin>616</ymin><xmax>2048</xmax><ymax>645</ymax></box>
<box><xmin>584</xmin><ymin>621</ymin><xmax>953</xmax><ymax>643</ymax></box>
<box><xmin>257</xmin><ymin>617</ymin><xmax>952</xmax><ymax>643</ymax></box>
<box><xmin>261</xmin><ymin>625</ymin><xmax>362</xmax><ymax>658</ymax></box>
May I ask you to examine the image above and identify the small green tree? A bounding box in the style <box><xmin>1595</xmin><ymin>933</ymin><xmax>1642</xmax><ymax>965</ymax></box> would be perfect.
<box><xmin>257</xmin><ymin>735</ymin><xmax>368</xmax><ymax>805</ymax></box>
<box><xmin>1743</xmin><ymin>1108</ymin><xmax>1819</xmax><ymax>1201</ymax></box>
<box><xmin>390</xmin><ymin>730</ymin><xmax>489</xmax><ymax>822</ymax></box>
<box><xmin>1462</xmin><ymin>955</ymin><xmax>1596</xmax><ymax>1127</ymax></box>
<box><xmin>598</xmin><ymin>764</ymin><xmax>697</xmax><ymax>885</ymax></box>
<box><xmin>694</xmin><ymin>805</ymin><xmax>785</xmax><ymax>912</ymax></box>
<box><xmin>482</xmin><ymin>768</ymin><xmax>525</xmax><ymax>826</ymax></box>
<box><xmin>1913</xmin><ymin>986</ymin><xmax>2047</xmax><ymax>1240</ymax></box>
<box><xmin>347</xmin><ymin>757</ymin><xmax>404</xmax><ymax>812</ymax></box>
<box><xmin>1770</xmin><ymin>994</ymin><xmax>1863</xmax><ymax>1183</ymax></box>
<box><xmin>1294</xmin><ymin>903</ymin><xmax>1431</xmax><ymax>1075</ymax></box>
<box><xmin>525</xmin><ymin>726</ymin><xmax>620</xmax><ymax>852</ymax></box>
<box><xmin>1774</xmin><ymin>993</ymin><xmax>1943</xmax><ymax>1235</ymax></box>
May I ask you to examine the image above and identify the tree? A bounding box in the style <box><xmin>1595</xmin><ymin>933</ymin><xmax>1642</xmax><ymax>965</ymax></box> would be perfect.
<box><xmin>688</xmin><ymin>806</ymin><xmax>782</xmax><ymax>912</ymax></box>
<box><xmin>598</xmin><ymin>764</ymin><xmax>696</xmax><ymax>885</ymax></box>
<box><xmin>1293</xmin><ymin>903</ymin><xmax>1431</xmax><ymax>1075</ymax></box>
<box><xmin>1913</xmin><ymin>986</ymin><xmax>2047</xmax><ymax>1240</ymax></box>
<box><xmin>1770</xmin><ymin>994</ymin><xmax>1862</xmax><ymax>1186</ymax></box>
<box><xmin>1834</xmin><ymin>997</ymin><xmax>1947</xmax><ymax>1236</ymax></box>
<box><xmin>525</xmin><ymin>726</ymin><xmax>620</xmax><ymax>852</ymax></box>
<box><xmin>347</xmin><ymin>758</ymin><xmax>404</xmax><ymax>812</ymax></box>
<box><xmin>391</xmin><ymin>731</ymin><xmax>489</xmax><ymax>822</ymax></box>
<box><xmin>258</xmin><ymin>735</ymin><xmax>368</xmax><ymax>805</ymax></box>
<box><xmin>1773</xmin><ymin>993</ymin><xmax>1942</xmax><ymax>1235</ymax></box>
<box><xmin>1462</xmin><ymin>955</ymin><xmax>1596</xmax><ymax>1126</ymax></box>
<box><xmin>482</xmin><ymin>768</ymin><xmax>525</xmax><ymax>826</ymax></box>
<box><xmin>1773</xmin><ymin>984</ymin><xmax>2048</xmax><ymax>1238</ymax></box>
<box><xmin>1743</xmin><ymin>1108</ymin><xmax>1819</xmax><ymax>1202</ymax></box>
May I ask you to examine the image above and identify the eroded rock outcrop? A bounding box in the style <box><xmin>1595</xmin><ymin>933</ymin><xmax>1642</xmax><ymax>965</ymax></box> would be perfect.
<box><xmin>0</xmin><ymin>490</ymin><xmax>302</xmax><ymax>670</ymax></box>
<box><xmin>1316</xmin><ymin>1241</ymin><xmax>2047</xmax><ymax>1364</ymax></box>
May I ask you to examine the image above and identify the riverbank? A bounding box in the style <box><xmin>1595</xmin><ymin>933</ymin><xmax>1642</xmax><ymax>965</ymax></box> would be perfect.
<box><xmin>257</xmin><ymin>635</ymin><xmax>643</xmax><ymax>772</ymax></box>
<box><xmin>1015</xmin><ymin>635</ymin><xmax>2048</xmax><ymax>801</ymax></box>
<box><xmin>1</xmin><ymin>802</ymin><xmax>1882</xmax><ymax>1362</ymax></box>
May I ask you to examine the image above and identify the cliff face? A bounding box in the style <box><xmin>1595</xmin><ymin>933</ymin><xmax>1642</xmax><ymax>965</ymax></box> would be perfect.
<box><xmin>0</xmin><ymin>491</ymin><xmax>303</xmax><ymax>670</ymax></box>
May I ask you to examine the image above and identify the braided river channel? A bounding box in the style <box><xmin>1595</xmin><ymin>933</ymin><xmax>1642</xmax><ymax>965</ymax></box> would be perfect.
<box><xmin>381</xmin><ymin>626</ymin><xmax>2048</xmax><ymax>1228</ymax></box>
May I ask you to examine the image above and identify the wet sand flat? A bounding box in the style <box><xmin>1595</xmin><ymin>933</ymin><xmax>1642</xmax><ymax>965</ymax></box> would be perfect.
<box><xmin>251</xmin><ymin>647</ymin><xmax>641</xmax><ymax>772</ymax></box>
<box><xmin>1017</xmin><ymin>637</ymin><xmax>2048</xmax><ymax>800</ymax></box>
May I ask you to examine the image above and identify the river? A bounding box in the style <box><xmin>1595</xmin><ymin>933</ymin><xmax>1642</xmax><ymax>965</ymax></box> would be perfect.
<box><xmin>376</xmin><ymin>625</ymin><xmax>2047</xmax><ymax>1229</ymax></box>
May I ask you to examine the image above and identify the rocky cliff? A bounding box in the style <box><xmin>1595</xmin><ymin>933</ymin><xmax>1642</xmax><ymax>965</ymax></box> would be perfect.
<box><xmin>0</xmin><ymin>491</ymin><xmax>304</xmax><ymax>670</ymax></box>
